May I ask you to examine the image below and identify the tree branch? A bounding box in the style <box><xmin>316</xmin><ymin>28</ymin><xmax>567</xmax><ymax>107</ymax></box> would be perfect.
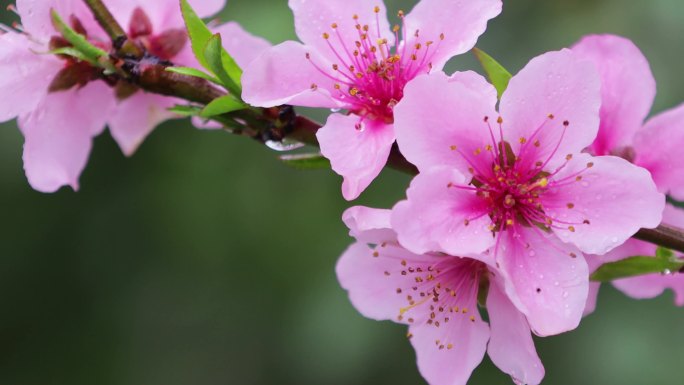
<box><xmin>83</xmin><ymin>0</ymin><xmax>143</xmax><ymax>57</ymax></box>
<box><xmin>80</xmin><ymin>0</ymin><xmax>684</xmax><ymax>255</ymax></box>
<box><xmin>635</xmin><ymin>225</ymin><xmax>684</xmax><ymax>255</ymax></box>
<box><xmin>83</xmin><ymin>0</ymin><xmax>126</xmax><ymax>46</ymax></box>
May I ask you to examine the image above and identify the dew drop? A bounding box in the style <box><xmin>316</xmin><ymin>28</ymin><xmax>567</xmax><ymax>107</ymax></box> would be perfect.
<box><xmin>265</xmin><ymin>140</ymin><xmax>305</xmax><ymax>152</ymax></box>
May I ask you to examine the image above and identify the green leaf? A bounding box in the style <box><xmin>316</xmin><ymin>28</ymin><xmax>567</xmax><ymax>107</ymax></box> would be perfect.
<box><xmin>43</xmin><ymin>47</ymin><xmax>97</xmax><ymax>65</ymax></box>
<box><xmin>166</xmin><ymin>67</ymin><xmax>221</xmax><ymax>85</ymax></box>
<box><xmin>169</xmin><ymin>105</ymin><xmax>203</xmax><ymax>117</ymax></box>
<box><xmin>279</xmin><ymin>153</ymin><xmax>331</xmax><ymax>170</ymax></box>
<box><xmin>180</xmin><ymin>0</ymin><xmax>243</xmax><ymax>94</ymax></box>
<box><xmin>473</xmin><ymin>48</ymin><xmax>512</xmax><ymax>99</ymax></box>
<box><xmin>200</xmin><ymin>95</ymin><xmax>247</xmax><ymax>118</ymax></box>
<box><xmin>203</xmin><ymin>34</ymin><xmax>241</xmax><ymax>95</ymax></box>
<box><xmin>50</xmin><ymin>10</ymin><xmax>108</xmax><ymax>64</ymax></box>
<box><xmin>656</xmin><ymin>246</ymin><xmax>675</xmax><ymax>259</ymax></box>
<box><xmin>590</xmin><ymin>248</ymin><xmax>684</xmax><ymax>282</ymax></box>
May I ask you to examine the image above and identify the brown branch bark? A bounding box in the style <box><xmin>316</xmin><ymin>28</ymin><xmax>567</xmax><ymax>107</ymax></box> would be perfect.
<box><xmin>634</xmin><ymin>225</ymin><xmax>684</xmax><ymax>254</ymax></box>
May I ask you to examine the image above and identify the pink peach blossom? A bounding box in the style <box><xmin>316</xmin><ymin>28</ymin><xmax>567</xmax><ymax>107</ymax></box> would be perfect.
<box><xmin>390</xmin><ymin>50</ymin><xmax>665</xmax><ymax>336</ymax></box>
<box><xmin>337</xmin><ymin>206</ymin><xmax>545</xmax><ymax>385</ymax></box>
<box><xmin>242</xmin><ymin>0</ymin><xmax>502</xmax><ymax>200</ymax></box>
<box><xmin>573</xmin><ymin>34</ymin><xmax>684</xmax><ymax>202</ymax></box>
<box><xmin>571</xmin><ymin>35</ymin><xmax>684</xmax><ymax>311</ymax></box>
<box><xmin>1</xmin><ymin>0</ymin><xmax>269</xmax><ymax>192</ymax></box>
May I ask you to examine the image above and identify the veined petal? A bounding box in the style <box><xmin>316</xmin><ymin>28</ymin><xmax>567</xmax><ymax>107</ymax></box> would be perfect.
<box><xmin>393</xmin><ymin>72</ymin><xmax>498</xmax><ymax>175</ymax></box>
<box><xmin>391</xmin><ymin>166</ymin><xmax>494</xmax><ymax>256</ymax></box>
<box><xmin>583</xmin><ymin>255</ymin><xmax>603</xmax><ymax>317</ymax></box>
<box><xmin>211</xmin><ymin>22</ymin><xmax>272</xmax><ymax>69</ymax></box>
<box><xmin>543</xmin><ymin>153</ymin><xmax>664</xmax><ymax>255</ymax></box>
<box><xmin>572</xmin><ymin>34</ymin><xmax>656</xmax><ymax>156</ymax></box>
<box><xmin>242</xmin><ymin>41</ymin><xmax>342</xmax><ymax>108</ymax></box>
<box><xmin>108</xmin><ymin>92</ymin><xmax>180</xmax><ymax>156</ymax></box>
<box><xmin>288</xmin><ymin>0</ymin><xmax>393</xmax><ymax>64</ymax></box>
<box><xmin>408</xmin><ymin>293</ymin><xmax>489</xmax><ymax>385</ymax></box>
<box><xmin>0</xmin><ymin>33</ymin><xmax>60</xmax><ymax>122</ymax></box>
<box><xmin>336</xmin><ymin>241</ymin><xmax>444</xmax><ymax>322</ymax></box>
<box><xmin>498</xmin><ymin>228</ymin><xmax>588</xmax><ymax>336</ymax></box>
<box><xmin>317</xmin><ymin>114</ymin><xmax>395</xmax><ymax>200</ymax></box>
<box><xmin>17</xmin><ymin>0</ymin><xmax>97</xmax><ymax>41</ymax></box>
<box><xmin>18</xmin><ymin>82</ymin><xmax>115</xmax><ymax>192</ymax></box>
<box><xmin>500</xmin><ymin>49</ymin><xmax>601</xmax><ymax>169</ymax></box>
<box><xmin>342</xmin><ymin>206</ymin><xmax>396</xmax><ymax>244</ymax></box>
<box><xmin>403</xmin><ymin>0</ymin><xmax>502</xmax><ymax>70</ymax></box>
<box><xmin>487</xmin><ymin>278</ymin><xmax>545</xmax><ymax>385</ymax></box>
<box><xmin>633</xmin><ymin>103</ymin><xmax>684</xmax><ymax>200</ymax></box>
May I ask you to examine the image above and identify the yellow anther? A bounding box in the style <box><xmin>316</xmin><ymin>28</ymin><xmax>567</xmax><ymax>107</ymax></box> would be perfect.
<box><xmin>538</xmin><ymin>178</ymin><xmax>549</xmax><ymax>188</ymax></box>
<box><xmin>322</xmin><ymin>32</ymin><xmax>329</xmax><ymax>39</ymax></box>
<box><xmin>568</xmin><ymin>226</ymin><xmax>576</xmax><ymax>232</ymax></box>
<box><xmin>374</xmin><ymin>6</ymin><xmax>380</xmax><ymax>13</ymax></box>
<box><xmin>349</xmin><ymin>88</ymin><xmax>359</xmax><ymax>96</ymax></box>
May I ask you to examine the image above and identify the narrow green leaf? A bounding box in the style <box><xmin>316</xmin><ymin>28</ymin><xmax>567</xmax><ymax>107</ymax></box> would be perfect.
<box><xmin>180</xmin><ymin>0</ymin><xmax>243</xmax><ymax>93</ymax></box>
<box><xmin>180</xmin><ymin>0</ymin><xmax>213</xmax><ymax>70</ymax></box>
<box><xmin>166</xmin><ymin>67</ymin><xmax>221</xmax><ymax>85</ymax></box>
<box><xmin>168</xmin><ymin>105</ymin><xmax>203</xmax><ymax>117</ymax></box>
<box><xmin>200</xmin><ymin>95</ymin><xmax>246</xmax><ymax>118</ymax></box>
<box><xmin>279</xmin><ymin>153</ymin><xmax>331</xmax><ymax>170</ymax></box>
<box><xmin>656</xmin><ymin>246</ymin><xmax>674</xmax><ymax>259</ymax></box>
<box><xmin>50</xmin><ymin>10</ymin><xmax>108</xmax><ymax>63</ymax></box>
<box><xmin>590</xmin><ymin>254</ymin><xmax>684</xmax><ymax>282</ymax></box>
<box><xmin>203</xmin><ymin>34</ymin><xmax>241</xmax><ymax>95</ymax></box>
<box><xmin>473</xmin><ymin>48</ymin><xmax>512</xmax><ymax>99</ymax></box>
<box><xmin>43</xmin><ymin>47</ymin><xmax>97</xmax><ymax>65</ymax></box>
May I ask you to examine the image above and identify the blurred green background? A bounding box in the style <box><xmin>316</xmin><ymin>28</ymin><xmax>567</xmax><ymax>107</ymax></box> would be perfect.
<box><xmin>1</xmin><ymin>0</ymin><xmax>684</xmax><ymax>384</ymax></box>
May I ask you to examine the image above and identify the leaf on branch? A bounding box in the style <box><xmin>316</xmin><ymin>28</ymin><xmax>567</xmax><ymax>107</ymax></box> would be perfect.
<box><xmin>50</xmin><ymin>10</ymin><xmax>108</xmax><ymax>64</ymax></box>
<box><xmin>43</xmin><ymin>47</ymin><xmax>97</xmax><ymax>65</ymax></box>
<box><xmin>180</xmin><ymin>0</ymin><xmax>243</xmax><ymax>95</ymax></box>
<box><xmin>200</xmin><ymin>95</ymin><xmax>247</xmax><ymax>118</ymax></box>
<box><xmin>279</xmin><ymin>153</ymin><xmax>331</xmax><ymax>170</ymax></box>
<box><xmin>166</xmin><ymin>67</ymin><xmax>222</xmax><ymax>85</ymax></box>
<box><xmin>169</xmin><ymin>105</ymin><xmax>203</xmax><ymax>117</ymax></box>
<box><xmin>473</xmin><ymin>48</ymin><xmax>512</xmax><ymax>100</ymax></box>
<box><xmin>590</xmin><ymin>247</ymin><xmax>684</xmax><ymax>282</ymax></box>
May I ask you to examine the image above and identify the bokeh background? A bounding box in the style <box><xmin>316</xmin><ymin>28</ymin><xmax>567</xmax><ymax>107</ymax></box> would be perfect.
<box><xmin>1</xmin><ymin>0</ymin><xmax>684</xmax><ymax>384</ymax></box>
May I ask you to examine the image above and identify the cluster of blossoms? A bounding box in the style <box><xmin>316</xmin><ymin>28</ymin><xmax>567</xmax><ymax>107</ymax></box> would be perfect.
<box><xmin>2</xmin><ymin>0</ymin><xmax>684</xmax><ymax>384</ymax></box>
<box><xmin>0</xmin><ymin>0</ymin><xmax>270</xmax><ymax>192</ymax></box>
